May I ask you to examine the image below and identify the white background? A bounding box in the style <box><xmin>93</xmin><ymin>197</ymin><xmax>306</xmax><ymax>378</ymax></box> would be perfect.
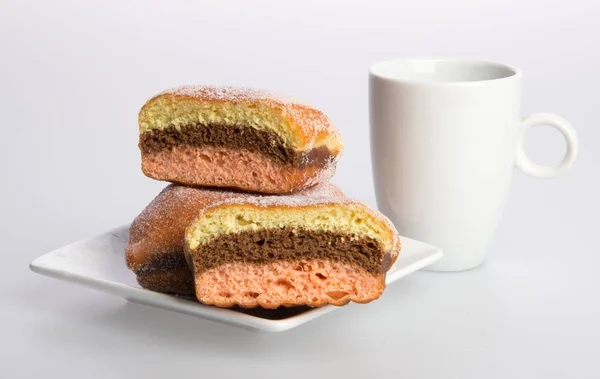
<box><xmin>1</xmin><ymin>0</ymin><xmax>599</xmax><ymax>378</ymax></box>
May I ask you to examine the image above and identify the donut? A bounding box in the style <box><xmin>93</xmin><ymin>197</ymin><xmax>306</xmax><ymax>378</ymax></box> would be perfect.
<box><xmin>137</xmin><ymin>85</ymin><xmax>343</xmax><ymax>194</ymax></box>
<box><xmin>184</xmin><ymin>182</ymin><xmax>401</xmax><ymax>308</ymax></box>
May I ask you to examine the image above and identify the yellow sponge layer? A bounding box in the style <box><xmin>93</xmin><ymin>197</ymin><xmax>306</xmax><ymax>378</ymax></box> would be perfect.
<box><xmin>185</xmin><ymin>203</ymin><xmax>398</xmax><ymax>253</ymax></box>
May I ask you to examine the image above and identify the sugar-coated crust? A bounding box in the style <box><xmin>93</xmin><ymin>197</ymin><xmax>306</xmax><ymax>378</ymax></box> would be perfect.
<box><xmin>138</xmin><ymin>85</ymin><xmax>344</xmax><ymax>154</ymax></box>
<box><xmin>125</xmin><ymin>184</ymin><xmax>234</xmax><ymax>270</ymax></box>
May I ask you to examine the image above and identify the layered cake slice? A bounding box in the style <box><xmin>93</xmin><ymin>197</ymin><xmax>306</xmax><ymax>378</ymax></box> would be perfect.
<box><xmin>138</xmin><ymin>85</ymin><xmax>343</xmax><ymax>194</ymax></box>
<box><xmin>184</xmin><ymin>183</ymin><xmax>401</xmax><ymax>308</ymax></box>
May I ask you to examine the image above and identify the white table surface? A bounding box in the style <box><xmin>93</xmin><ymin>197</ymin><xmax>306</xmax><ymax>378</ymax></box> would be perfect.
<box><xmin>2</xmin><ymin>1</ymin><xmax>598</xmax><ymax>378</ymax></box>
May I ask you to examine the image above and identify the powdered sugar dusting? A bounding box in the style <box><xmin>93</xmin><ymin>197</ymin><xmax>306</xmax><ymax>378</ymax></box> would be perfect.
<box><xmin>161</xmin><ymin>85</ymin><xmax>304</xmax><ymax>105</ymax></box>
<box><xmin>130</xmin><ymin>185</ymin><xmax>228</xmax><ymax>238</ymax></box>
<box><xmin>157</xmin><ymin>85</ymin><xmax>340</xmax><ymax>146</ymax></box>
<box><xmin>298</xmin><ymin>153</ymin><xmax>340</xmax><ymax>190</ymax></box>
<box><xmin>207</xmin><ymin>182</ymin><xmax>349</xmax><ymax>210</ymax></box>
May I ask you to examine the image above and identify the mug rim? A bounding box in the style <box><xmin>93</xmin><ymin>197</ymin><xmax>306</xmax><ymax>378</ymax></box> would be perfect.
<box><xmin>369</xmin><ymin>57</ymin><xmax>522</xmax><ymax>85</ymax></box>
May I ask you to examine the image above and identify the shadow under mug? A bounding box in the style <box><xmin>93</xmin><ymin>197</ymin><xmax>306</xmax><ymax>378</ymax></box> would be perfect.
<box><xmin>369</xmin><ymin>58</ymin><xmax>578</xmax><ymax>271</ymax></box>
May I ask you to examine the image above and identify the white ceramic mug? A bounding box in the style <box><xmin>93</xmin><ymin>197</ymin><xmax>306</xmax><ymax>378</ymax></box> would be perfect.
<box><xmin>369</xmin><ymin>58</ymin><xmax>578</xmax><ymax>271</ymax></box>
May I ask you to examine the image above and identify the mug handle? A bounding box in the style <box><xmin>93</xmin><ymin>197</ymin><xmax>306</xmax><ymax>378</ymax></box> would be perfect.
<box><xmin>515</xmin><ymin>113</ymin><xmax>579</xmax><ymax>178</ymax></box>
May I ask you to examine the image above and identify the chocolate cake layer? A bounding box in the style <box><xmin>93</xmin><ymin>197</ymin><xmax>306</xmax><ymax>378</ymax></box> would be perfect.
<box><xmin>188</xmin><ymin>227</ymin><xmax>393</xmax><ymax>275</ymax></box>
<box><xmin>132</xmin><ymin>251</ymin><xmax>189</xmax><ymax>275</ymax></box>
<box><xmin>139</xmin><ymin>124</ymin><xmax>332</xmax><ymax>167</ymax></box>
<box><xmin>133</xmin><ymin>252</ymin><xmax>194</xmax><ymax>295</ymax></box>
<box><xmin>136</xmin><ymin>268</ymin><xmax>195</xmax><ymax>295</ymax></box>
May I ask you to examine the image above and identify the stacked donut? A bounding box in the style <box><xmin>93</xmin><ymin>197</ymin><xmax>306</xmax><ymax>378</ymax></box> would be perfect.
<box><xmin>125</xmin><ymin>86</ymin><xmax>401</xmax><ymax>308</ymax></box>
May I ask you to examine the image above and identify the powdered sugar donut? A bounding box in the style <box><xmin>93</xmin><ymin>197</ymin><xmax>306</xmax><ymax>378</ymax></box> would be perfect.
<box><xmin>138</xmin><ymin>85</ymin><xmax>343</xmax><ymax>194</ymax></box>
<box><xmin>183</xmin><ymin>182</ymin><xmax>401</xmax><ymax>308</ymax></box>
<box><xmin>125</xmin><ymin>183</ymin><xmax>401</xmax><ymax>306</ymax></box>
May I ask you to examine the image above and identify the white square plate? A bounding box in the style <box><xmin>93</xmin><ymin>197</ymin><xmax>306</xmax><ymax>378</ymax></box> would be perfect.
<box><xmin>30</xmin><ymin>225</ymin><xmax>442</xmax><ymax>332</ymax></box>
